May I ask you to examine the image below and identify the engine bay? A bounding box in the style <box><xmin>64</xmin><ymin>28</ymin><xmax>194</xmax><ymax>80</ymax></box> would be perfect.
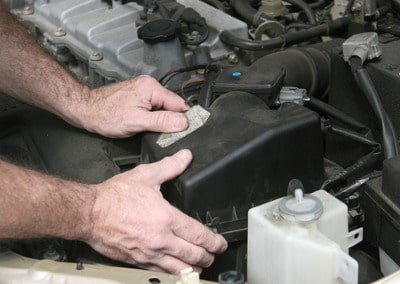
<box><xmin>2</xmin><ymin>0</ymin><xmax>400</xmax><ymax>282</ymax></box>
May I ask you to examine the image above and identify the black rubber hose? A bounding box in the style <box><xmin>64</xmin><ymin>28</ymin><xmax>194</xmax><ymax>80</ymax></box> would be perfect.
<box><xmin>201</xmin><ymin>0</ymin><xmax>226</xmax><ymax>10</ymax></box>
<box><xmin>286</xmin><ymin>23</ymin><xmax>313</xmax><ymax>31</ymax></box>
<box><xmin>375</xmin><ymin>3</ymin><xmax>391</xmax><ymax>18</ymax></box>
<box><xmin>307</xmin><ymin>96</ymin><xmax>370</xmax><ymax>133</ymax></box>
<box><xmin>308</xmin><ymin>0</ymin><xmax>326</xmax><ymax>9</ymax></box>
<box><xmin>285</xmin><ymin>0</ymin><xmax>317</xmax><ymax>25</ymax></box>
<box><xmin>334</xmin><ymin>171</ymin><xmax>382</xmax><ymax>199</ymax></box>
<box><xmin>230</xmin><ymin>0</ymin><xmax>273</xmax><ymax>27</ymax></box>
<box><xmin>220</xmin><ymin>17</ymin><xmax>350</xmax><ymax>51</ymax></box>
<box><xmin>320</xmin><ymin>149</ymin><xmax>381</xmax><ymax>191</ymax></box>
<box><xmin>349</xmin><ymin>57</ymin><xmax>399</xmax><ymax>159</ymax></box>
<box><xmin>392</xmin><ymin>0</ymin><xmax>400</xmax><ymax>14</ymax></box>
<box><xmin>327</xmin><ymin>125</ymin><xmax>379</xmax><ymax>147</ymax></box>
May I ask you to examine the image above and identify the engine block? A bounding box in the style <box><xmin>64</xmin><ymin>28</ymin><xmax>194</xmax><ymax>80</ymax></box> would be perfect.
<box><xmin>11</xmin><ymin>0</ymin><xmax>247</xmax><ymax>86</ymax></box>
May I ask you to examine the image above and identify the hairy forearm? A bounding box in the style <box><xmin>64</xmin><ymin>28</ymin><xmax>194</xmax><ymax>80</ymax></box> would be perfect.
<box><xmin>0</xmin><ymin>3</ymin><xmax>89</xmax><ymax>127</ymax></box>
<box><xmin>0</xmin><ymin>160</ymin><xmax>96</xmax><ymax>241</ymax></box>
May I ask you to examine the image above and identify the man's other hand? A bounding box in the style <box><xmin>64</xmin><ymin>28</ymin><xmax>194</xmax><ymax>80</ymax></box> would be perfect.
<box><xmin>85</xmin><ymin>149</ymin><xmax>228</xmax><ymax>274</ymax></box>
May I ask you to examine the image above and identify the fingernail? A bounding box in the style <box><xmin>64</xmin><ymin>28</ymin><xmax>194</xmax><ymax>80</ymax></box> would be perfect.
<box><xmin>184</xmin><ymin>100</ymin><xmax>192</xmax><ymax>108</ymax></box>
<box><xmin>176</xmin><ymin>149</ymin><xmax>192</xmax><ymax>160</ymax></box>
<box><xmin>219</xmin><ymin>235</ymin><xmax>228</xmax><ymax>251</ymax></box>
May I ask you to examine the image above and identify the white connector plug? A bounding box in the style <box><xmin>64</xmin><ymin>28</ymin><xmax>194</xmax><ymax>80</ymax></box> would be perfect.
<box><xmin>176</xmin><ymin>267</ymin><xmax>202</xmax><ymax>284</ymax></box>
<box><xmin>342</xmin><ymin>32</ymin><xmax>381</xmax><ymax>64</ymax></box>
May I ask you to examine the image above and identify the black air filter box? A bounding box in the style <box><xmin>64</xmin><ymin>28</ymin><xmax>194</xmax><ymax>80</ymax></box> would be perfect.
<box><xmin>142</xmin><ymin>92</ymin><xmax>324</xmax><ymax>221</ymax></box>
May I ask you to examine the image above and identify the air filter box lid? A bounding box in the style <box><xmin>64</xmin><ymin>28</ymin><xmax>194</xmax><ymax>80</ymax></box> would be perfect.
<box><xmin>142</xmin><ymin>92</ymin><xmax>324</xmax><ymax>220</ymax></box>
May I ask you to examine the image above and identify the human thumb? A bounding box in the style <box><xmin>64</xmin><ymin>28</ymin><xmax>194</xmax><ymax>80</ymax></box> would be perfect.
<box><xmin>151</xmin><ymin>149</ymin><xmax>193</xmax><ymax>184</ymax></box>
<box><xmin>139</xmin><ymin>111</ymin><xmax>189</xmax><ymax>133</ymax></box>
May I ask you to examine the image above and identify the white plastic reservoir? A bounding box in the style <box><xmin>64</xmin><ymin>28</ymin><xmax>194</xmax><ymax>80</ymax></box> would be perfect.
<box><xmin>247</xmin><ymin>189</ymin><xmax>361</xmax><ymax>284</ymax></box>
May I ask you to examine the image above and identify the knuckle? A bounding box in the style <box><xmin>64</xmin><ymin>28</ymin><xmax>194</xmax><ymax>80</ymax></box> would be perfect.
<box><xmin>138</xmin><ymin>74</ymin><xmax>153</xmax><ymax>83</ymax></box>
<box><xmin>155</xmin><ymin>112</ymin><xmax>170</xmax><ymax>128</ymax></box>
<box><xmin>133</xmin><ymin>164</ymin><xmax>153</xmax><ymax>180</ymax></box>
<box><xmin>158</xmin><ymin>212</ymin><xmax>174</xmax><ymax>228</ymax></box>
<box><xmin>162</xmin><ymin>155</ymin><xmax>177</xmax><ymax>170</ymax></box>
<box><xmin>190</xmin><ymin>248</ymin><xmax>208</xmax><ymax>265</ymax></box>
<box><xmin>146</xmin><ymin>235</ymin><xmax>168</xmax><ymax>251</ymax></box>
<box><xmin>131</xmin><ymin>251</ymin><xmax>150</xmax><ymax>264</ymax></box>
<box><xmin>180</xmin><ymin>246</ymin><xmax>214</xmax><ymax>268</ymax></box>
<box><xmin>192</xmin><ymin>225</ymin><xmax>209</xmax><ymax>246</ymax></box>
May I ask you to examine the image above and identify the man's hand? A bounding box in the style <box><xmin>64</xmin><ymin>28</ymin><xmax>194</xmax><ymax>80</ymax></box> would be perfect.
<box><xmin>0</xmin><ymin>148</ymin><xmax>227</xmax><ymax>274</ymax></box>
<box><xmin>86</xmin><ymin>149</ymin><xmax>228</xmax><ymax>274</ymax></box>
<box><xmin>75</xmin><ymin>75</ymin><xmax>189</xmax><ymax>138</ymax></box>
<box><xmin>0</xmin><ymin>5</ymin><xmax>188</xmax><ymax>138</ymax></box>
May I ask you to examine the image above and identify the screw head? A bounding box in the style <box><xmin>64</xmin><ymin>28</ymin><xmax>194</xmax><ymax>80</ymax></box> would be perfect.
<box><xmin>196</xmin><ymin>69</ymin><xmax>206</xmax><ymax>75</ymax></box>
<box><xmin>90</xmin><ymin>51</ymin><xmax>103</xmax><ymax>61</ymax></box>
<box><xmin>351</xmin><ymin>1</ymin><xmax>362</xmax><ymax>12</ymax></box>
<box><xmin>54</xmin><ymin>27</ymin><xmax>66</xmax><ymax>37</ymax></box>
<box><xmin>22</xmin><ymin>6</ymin><xmax>34</xmax><ymax>15</ymax></box>
<box><xmin>228</xmin><ymin>53</ymin><xmax>239</xmax><ymax>64</ymax></box>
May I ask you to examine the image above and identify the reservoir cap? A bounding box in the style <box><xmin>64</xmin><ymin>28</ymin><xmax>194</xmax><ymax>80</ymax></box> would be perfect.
<box><xmin>279</xmin><ymin>186</ymin><xmax>323</xmax><ymax>222</ymax></box>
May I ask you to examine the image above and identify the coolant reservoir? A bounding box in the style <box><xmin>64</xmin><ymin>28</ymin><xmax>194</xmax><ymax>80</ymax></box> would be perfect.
<box><xmin>247</xmin><ymin>183</ymin><xmax>360</xmax><ymax>284</ymax></box>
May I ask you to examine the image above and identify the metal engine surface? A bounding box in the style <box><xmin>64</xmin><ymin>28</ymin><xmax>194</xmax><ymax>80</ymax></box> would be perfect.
<box><xmin>10</xmin><ymin>0</ymin><xmax>246</xmax><ymax>86</ymax></box>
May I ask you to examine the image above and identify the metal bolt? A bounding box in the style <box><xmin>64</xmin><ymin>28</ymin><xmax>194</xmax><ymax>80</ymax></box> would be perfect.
<box><xmin>22</xmin><ymin>6</ymin><xmax>34</xmax><ymax>15</ymax></box>
<box><xmin>196</xmin><ymin>69</ymin><xmax>206</xmax><ymax>75</ymax></box>
<box><xmin>54</xmin><ymin>27</ymin><xmax>66</xmax><ymax>37</ymax></box>
<box><xmin>90</xmin><ymin>51</ymin><xmax>103</xmax><ymax>61</ymax></box>
<box><xmin>228</xmin><ymin>53</ymin><xmax>239</xmax><ymax>64</ymax></box>
<box><xmin>351</xmin><ymin>1</ymin><xmax>362</xmax><ymax>12</ymax></box>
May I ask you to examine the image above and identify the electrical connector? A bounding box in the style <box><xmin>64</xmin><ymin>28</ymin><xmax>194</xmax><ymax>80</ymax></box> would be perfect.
<box><xmin>277</xmin><ymin>87</ymin><xmax>309</xmax><ymax>106</ymax></box>
<box><xmin>342</xmin><ymin>32</ymin><xmax>381</xmax><ymax>64</ymax></box>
